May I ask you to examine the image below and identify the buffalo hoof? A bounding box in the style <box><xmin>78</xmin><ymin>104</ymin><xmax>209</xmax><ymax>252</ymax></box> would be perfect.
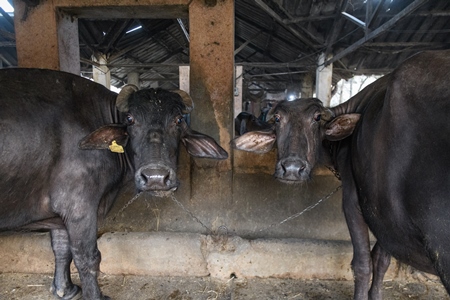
<box><xmin>51</xmin><ymin>284</ymin><xmax>81</xmax><ymax>300</ymax></box>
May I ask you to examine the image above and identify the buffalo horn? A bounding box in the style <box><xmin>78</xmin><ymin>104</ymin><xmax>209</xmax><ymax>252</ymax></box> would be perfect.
<box><xmin>265</xmin><ymin>105</ymin><xmax>277</xmax><ymax>123</ymax></box>
<box><xmin>322</xmin><ymin>108</ymin><xmax>334</xmax><ymax>121</ymax></box>
<box><xmin>172</xmin><ymin>90</ymin><xmax>194</xmax><ymax>114</ymax></box>
<box><xmin>116</xmin><ymin>84</ymin><xmax>139</xmax><ymax>112</ymax></box>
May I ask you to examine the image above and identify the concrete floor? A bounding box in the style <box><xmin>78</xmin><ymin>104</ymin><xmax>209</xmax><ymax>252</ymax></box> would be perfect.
<box><xmin>1</xmin><ymin>273</ymin><xmax>449</xmax><ymax>300</ymax></box>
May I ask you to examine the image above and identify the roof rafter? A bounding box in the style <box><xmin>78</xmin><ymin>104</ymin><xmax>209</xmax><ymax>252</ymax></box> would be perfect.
<box><xmin>326</xmin><ymin>0</ymin><xmax>429</xmax><ymax>66</ymax></box>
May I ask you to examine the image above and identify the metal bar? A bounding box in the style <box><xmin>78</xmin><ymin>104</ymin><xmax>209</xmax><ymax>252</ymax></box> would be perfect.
<box><xmin>326</xmin><ymin>0</ymin><xmax>429</xmax><ymax>66</ymax></box>
<box><xmin>176</xmin><ymin>18</ymin><xmax>190</xmax><ymax>43</ymax></box>
<box><xmin>341</xmin><ymin>12</ymin><xmax>366</xmax><ymax>28</ymax></box>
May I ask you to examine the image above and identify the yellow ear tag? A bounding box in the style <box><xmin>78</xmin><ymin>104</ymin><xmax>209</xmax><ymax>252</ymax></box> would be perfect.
<box><xmin>109</xmin><ymin>140</ymin><xmax>124</xmax><ymax>153</ymax></box>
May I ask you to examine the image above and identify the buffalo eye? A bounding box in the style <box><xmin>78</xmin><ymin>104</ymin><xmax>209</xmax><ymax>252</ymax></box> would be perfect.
<box><xmin>274</xmin><ymin>114</ymin><xmax>281</xmax><ymax>123</ymax></box>
<box><xmin>314</xmin><ymin>114</ymin><xmax>321</xmax><ymax>122</ymax></box>
<box><xmin>175</xmin><ymin>116</ymin><xmax>183</xmax><ymax>125</ymax></box>
<box><xmin>125</xmin><ymin>113</ymin><xmax>135</xmax><ymax>125</ymax></box>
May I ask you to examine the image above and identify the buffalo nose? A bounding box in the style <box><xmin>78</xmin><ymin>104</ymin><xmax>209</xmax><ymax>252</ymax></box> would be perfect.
<box><xmin>137</xmin><ymin>166</ymin><xmax>174</xmax><ymax>190</ymax></box>
<box><xmin>280</xmin><ymin>159</ymin><xmax>306</xmax><ymax>180</ymax></box>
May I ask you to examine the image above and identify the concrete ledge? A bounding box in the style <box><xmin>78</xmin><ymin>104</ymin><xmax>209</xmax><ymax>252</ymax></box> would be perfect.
<box><xmin>99</xmin><ymin>232</ymin><xmax>208</xmax><ymax>277</ymax></box>
<box><xmin>0</xmin><ymin>231</ymin><xmax>429</xmax><ymax>281</ymax></box>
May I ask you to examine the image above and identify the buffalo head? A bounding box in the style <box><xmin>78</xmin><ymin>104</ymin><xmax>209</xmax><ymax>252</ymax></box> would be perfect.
<box><xmin>231</xmin><ymin>98</ymin><xmax>360</xmax><ymax>183</ymax></box>
<box><xmin>79</xmin><ymin>86</ymin><xmax>228</xmax><ymax>195</ymax></box>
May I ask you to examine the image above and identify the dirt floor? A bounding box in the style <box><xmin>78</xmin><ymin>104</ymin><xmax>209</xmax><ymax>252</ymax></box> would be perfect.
<box><xmin>1</xmin><ymin>273</ymin><xmax>449</xmax><ymax>300</ymax></box>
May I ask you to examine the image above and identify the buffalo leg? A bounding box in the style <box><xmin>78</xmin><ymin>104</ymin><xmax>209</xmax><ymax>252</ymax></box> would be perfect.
<box><xmin>50</xmin><ymin>229</ymin><xmax>81</xmax><ymax>300</ymax></box>
<box><xmin>368</xmin><ymin>242</ymin><xmax>391</xmax><ymax>300</ymax></box>
<box><xmin>427</xmin><ymin>236</ymin><xmax>450</xmax><ymax>294</ymax></box>
<box><xmin>342</xmin><ymin>176</ymin><xmax>372</xmax><ymax>300</ymax></box>
<box><xmin>65</xmin><ymin>219</ymin><xmax>109</xmax><ymax>300</ymax></box>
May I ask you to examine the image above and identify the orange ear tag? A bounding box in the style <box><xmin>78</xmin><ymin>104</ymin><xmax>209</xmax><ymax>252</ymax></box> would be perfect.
<box><xmin>109</xmin><ymin>140</ymin><xmax>124</xmax><ymax>153</ymax></box>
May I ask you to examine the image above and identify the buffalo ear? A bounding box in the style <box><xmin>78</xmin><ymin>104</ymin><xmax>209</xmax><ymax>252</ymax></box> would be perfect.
<box><xmin>231</xmin><ymin>130</ymin><xmax>276</xmax><ymax>154</ymax></box>
<box><xmin>324</xmin><ymin>114</ymin><xmax>361</xmax><ymax>141</ymax></box>
<box><xmin>182</xmin><ymin>130</ymin><xmax>228</xmax><ymax>159</ymax></box>
<box><xmin>79</xmin><ymin>124</ymin><xmax>129</xmax><ymax>152</ymax></box>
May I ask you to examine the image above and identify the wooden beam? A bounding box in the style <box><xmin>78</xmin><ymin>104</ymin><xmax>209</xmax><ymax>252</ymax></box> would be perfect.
<box><xmin>98</xmin><ymin>20</ymin><xmax>131</xmax><ymax>54</ymax></box>
<box><xmin>365</xmin><ymin>42</ymin><xmax>449</xmax><ymax>47</ymax></box>
<box><xmin>334</xmin><ymin>67</ymin><xmax>392</xmax><ymax>75</ymax></box>
<box><xmin>0</xmin><ymin>41</ymin><xmax>15</xmax><ymax>47</ymax></box>
<box><xmin>0</xmin><ymin>29</ymin><xmax>15</xmax><ymax>40</ymax></box>
<box><xmin>284</xmin><ymin>15</ymin><xmax>335</xmax><ymax>24</ymax></box>
<box><xmin>235</xmin><ymin>30</ymin><xmax>264</xmax><ymax>56</ymax></box>
<box><xmin>325</xmin><ymin>0</ymin><xmax>347</xmax><ymax>58</ymax></box>
<box><xmin>326</xmin><ymin>0</ymin><xmax>429</xmax><ymax>66</ymax></box>
<box><xmin>253</xmin><ymin>0</ymin><xmax>318</xmax><ymax>49</ymax></box>
<box><xmin>367</xmin><ymin>0</ymin><xmax>386</xmax><ymax>28</ymax></box>
<box><xmin>108</xmin><ymin>37</ymin><xmax>153</xmax><ymax>61</ymax></box>
<box><xmin>0</xmin><ymin>7</ymin><xmax>14</xmax><ymax>32</ymax></box>
<box><xmin>55</xmin><ymin>0</ymin><xmax>190</xmax><ymax>18</ymax></box>
<box><xmin>284</xmin><ymin>9</ymin><xmax>450</xmax><ymax>24</ymax></box>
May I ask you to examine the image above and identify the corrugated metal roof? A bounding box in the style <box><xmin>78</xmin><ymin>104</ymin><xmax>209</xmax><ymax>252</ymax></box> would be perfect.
<box><xmin>0</xmin><ymin>0</ymin><xmax>449</xmax><ymax>97</ymax></box>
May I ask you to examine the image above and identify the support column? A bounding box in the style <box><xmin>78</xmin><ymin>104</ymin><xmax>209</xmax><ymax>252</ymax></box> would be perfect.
<box><xmin>92</xmin><ymin>53</ymin><xmax>110</xmax><ymax>89</ymax></box>
<box><xmin>188</xmin><ymin>0</ymin><xmax>234</xmax><ymax>231</ymax></box>
<box><xmin>316</xmin><ymin>53</ymin><xmax>333</xmax><ymax>107</ymax></box>
<box><xmin>301</xmin><ymin>73</ymin><xmax>314</xmax><ymax>98</ymax></box>
<box><xmin>13</xmin><ymin>0</ymin><xmax>80</xmax><ymax>74</ymax></box>
<box><xmin>127</xmin><ymin>72</ymin><xmax>140</xmax><ymax>88</ymax></box>
<box><xmin>234</xmin><ymin>65</ymin><xmax>243</xmax><ymax>120</ymax></box>
<box><xmin>189</xmin><ymin>0</ymin><xmax>234</xmax><ymax>167</ymax></box>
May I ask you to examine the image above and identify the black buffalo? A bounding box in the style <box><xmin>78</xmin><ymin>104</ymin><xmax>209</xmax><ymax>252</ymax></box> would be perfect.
<box><xmin>231</xmin><ymin>50</ymin><xmax>450</xmax><ymax>299</ymax></box>
<box><xmin>234</xmin><ymin>111</ymin><xmax>272</xmax><ymax>136</ymax></box>
<box><xmin>0</xmin><ymin>68</ymin><xmax>228</xmax><ymax>300</ymax></box>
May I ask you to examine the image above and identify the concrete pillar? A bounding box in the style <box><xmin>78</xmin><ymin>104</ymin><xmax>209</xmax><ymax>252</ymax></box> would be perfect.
<box><xmin>188</xmin><ymin>0</ymin><xmax>234</xmax><ymax>232</ymax></box>
<box><xmin>179</xmin><ymin>66</ymin><xmax>190</xmax><ymax>94</ymax></box>
<box><xmin>316</xmin><ymin>53</ymin><xmax>333</xmax><ymax>107</ymax></box>
<box><xmin>149</xmin><ymin>81</ymin><xmax>159</xmax><ymax>89</ymax></box>
<box><xmin>234</xmin><ymin>65</ymin><xmax>243</xmax><ymax>120</ymax></box>
<box><xmin>92</xmin><ymin>53</ymin><xmax>110</xmax><ymax>89</ymax></box>
<box><xmin>189</xmin><ymin>0</ymin><xmax>234</xmax><ymax>165</ymax></box>
<box><xmin>13</xmin><ymin>0</ymin><xmax>80</xmax><ymax>74</ymax></box>
<box><xmin>127</xmin><ymin>72</ymin><xmax>140</xmax><ymax>88</ymax></box>
<box><xmin>301</xmin><ymin>73</ymin><xmax>314</xmax><ymax>98</ymax></box>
